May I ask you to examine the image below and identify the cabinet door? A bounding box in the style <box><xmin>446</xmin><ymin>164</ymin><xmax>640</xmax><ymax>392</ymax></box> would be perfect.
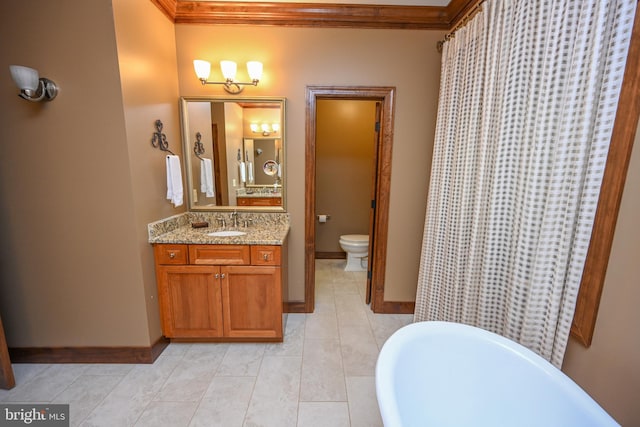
<box><xmin>157</xmin><ymin>265</ymin><xmax>223</xmax><ymax>338</ymax></box>
<box><xmin>221</xmin><ymin>266</ymin><xmax>283</xmax><ymax>339</ymax></box>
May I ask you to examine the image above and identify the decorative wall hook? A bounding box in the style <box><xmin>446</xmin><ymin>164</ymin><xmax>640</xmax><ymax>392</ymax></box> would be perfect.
<box><xmin>151</xmin><ymin>119</ymin><xmax>175</xmax><ymax>155</ymax></box>
<box><xmin>194</xmin><ymin>132</ymin><xmax>205</xmax><ymax>159</ymax></box>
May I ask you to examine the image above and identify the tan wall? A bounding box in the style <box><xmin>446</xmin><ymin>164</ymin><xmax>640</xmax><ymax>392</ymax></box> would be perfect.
<box><xmin>316</xmin><ymin>99</ymin><xmax>377</xmax><ymax>253</ymax></box>
<box><xmin>175</xmin><ymin>25</ymin><xmax>444</xmax><ymax>301</ymax></box>
<box><xmin>0</xmin><ymin>0</ymin><xmax>150</xmax><ymax>346</ymax></box>
<box><xmin>112</xmin><ymin>0</ymin><xmax>182</xmax><ymax>344</ymax></box>
<box><xmin>561</xmin><ymin>120</ymin><xmax>640</xmax><ymax>425</ymax></box>
<box><xmin>0</xmin><ymin>0</ymin><xmax>179</xmax><ymax>348</ymax></box>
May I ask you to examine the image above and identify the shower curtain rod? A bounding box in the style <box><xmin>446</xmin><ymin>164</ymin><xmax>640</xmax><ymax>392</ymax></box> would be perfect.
<box><xmin>437</xmin><ymin>0</ymin><xmax>484</xmax><ymax>53</ymax></box>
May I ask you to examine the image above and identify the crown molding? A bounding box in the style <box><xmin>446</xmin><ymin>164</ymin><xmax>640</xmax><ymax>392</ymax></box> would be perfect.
<box><xmin>151</xmin><ymin>0</ymin><xmax>477</xmax><ymax>29</ymax></box>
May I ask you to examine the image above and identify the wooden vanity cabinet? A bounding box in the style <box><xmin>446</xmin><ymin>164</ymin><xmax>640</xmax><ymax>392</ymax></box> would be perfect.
<box><xmin>237</xmin><ymin>196</ymin><xmax>282</xmax><ymax>206</ymax></box>
<box><xmin>156</xmin><ymin>265</ymin><xmax>224</xmax><ymax>338</ymax></box>
<box><xmin>153</xmin><ymin>244</ymin><xmax>283</xmax><ymax>341</ymax></box>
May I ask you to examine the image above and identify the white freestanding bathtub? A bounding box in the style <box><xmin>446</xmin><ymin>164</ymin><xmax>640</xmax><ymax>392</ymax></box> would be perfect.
<box><xmin>375</xmin><ymin>321</ymin><xmax>618</xmax><ymax>427</ymax></box>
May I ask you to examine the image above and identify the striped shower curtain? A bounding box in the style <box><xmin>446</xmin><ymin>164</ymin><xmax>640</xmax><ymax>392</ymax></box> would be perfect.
<box><xmin>414</xmin><ymin>0</ymin><xmax>636</xmax><ymax>367</ymax></box>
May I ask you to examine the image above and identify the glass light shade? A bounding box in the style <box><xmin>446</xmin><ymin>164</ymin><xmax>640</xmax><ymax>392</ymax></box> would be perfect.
<box><xmin>261</xmin><ymin>123</ymin><xmax>271</xmax><ymax>133</ymax></box>
<box><xmin>247</xmin><ymin>61</ymin><xmax>263</xmax><ymax>81</ymax></box>
<box><xmin>250</xmin><ymin>123</ymin><xmax>260</xmax><ymax>133</ymax></box>
<box><xmin>220</xmin><ymin>61</ymin><xmax>237</xmax><ymax>81</ymax></box>
<box><xmin>193</xmin><ymin>60</ymin><xmax>211</xmax><ymax>80</ymax></box>
<box><xmin>9</xmin><ymin>65</ymin><xmax>39</xmax><ymax>91</ymax></box>
<box><xmin>271</xmin><ymin>123</ymin><xmax>280</xmax><ymax>133</ymax></box>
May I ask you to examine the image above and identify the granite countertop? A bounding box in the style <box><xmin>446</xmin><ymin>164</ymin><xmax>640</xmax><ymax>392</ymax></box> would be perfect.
<box><xmin>148</xmin><ymin>212</ymin><xmax>289</xmax><ymax>246</ymax></box>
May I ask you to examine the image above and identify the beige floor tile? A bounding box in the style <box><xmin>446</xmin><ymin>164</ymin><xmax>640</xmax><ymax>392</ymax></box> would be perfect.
<box><xmin>300</xmin><ymin>339</ymin><xmax>346</xmax><ymax>402</ymax></box>
<box><xmin>134</xmin><ymin>401</ymin><xmax>198</xmax><ymax>427</ymax></box>
<box><xmin>0</xmin><ymin>364</ymin><xmax>50</xmax><ymax>401</ymax></box>
<box><xmin>3</xmin><ymin>364</ymin><xmax>89</xmax><ymax>402</ymax></box>
<box><xmin>53</xmin><ymin>374</ymin><xmax>123</xmax><ymax>426</ymax></box>
<box><xmin>265</xmin><ymin>314</ymin><xmax>305</xmax><ymax>357</ymax></box>
<box><xmin>339</xmin><ymin>325</ymin><xmax>380</xmax><ymax>377</ymax></box>
<box><xmin>297</xmin><ymin>402</ymin><xmax>350</xmax><ymax>427</ymax></box>
<box><xmin>368</xmin><ymin>313</ymin><xmax>413</xmax><ymax>349</ymax></box>
<box><xmin>216</xmin><ymin>344</ymin><xmax>265</xmax><ymax>376</ymax></box>
<box><xmin>244</xmin><ymin>356</ymin><xmax>301</xmax><ymax>427</ymax></box>
<box><xmin>333</xmin><ymin>280</ymin><xmax>362</xmax><ymax>296</ymax></box>
<box><xmin>304</xmin><ymin>312</ymin><xmax>339</xmax><ymax>340</ymax></box>
<box><xmin>154</xmin><ymin>346</ymin><xmax>228</xmax><ymax>402</ymax></box>
<box><xmin>83</xmin><ymin>364</ymin><xmax>135</xmax><ymax>376</ymax></box>
<box><xmin>189</xmin><ymin>376</ymin><xmax>255</xmax><ymax>427</ymax></box>
<box><xmin>81</xmin><ymin>356</ymin><xmax>182</xmax><ymax>426</ymax></box>
<box><xmin>346</xmin><ymin>376</ymin><xmax>383</xmax><ymax>427</ymax></box>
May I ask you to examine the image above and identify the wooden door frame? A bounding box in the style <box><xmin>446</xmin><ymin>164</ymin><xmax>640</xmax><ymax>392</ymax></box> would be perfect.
<box><xmin>304</xmin><ymin>86</ymin><xmax>396</xmax><ymax>313</ymax></box>
<box><xmin>0</xmin><ymin>313</ymin><xmax>15</xmax><ymax>389</ymax></box>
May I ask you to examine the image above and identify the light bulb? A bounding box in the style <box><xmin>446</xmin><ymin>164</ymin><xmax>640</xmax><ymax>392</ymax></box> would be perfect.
<box><xmin>220</xmin><ymin>61</ymin><xmax>237</xmax><ymax>81</ymax></box>
<box><xmin>247</xmin><ymin>61</ymin><xmax>263</xmax><ymax>82</ymax></box>
<box><xmin>193</xmin><ymin>60</ymin><xmax>211</xmax><ymax>81</ymax></box>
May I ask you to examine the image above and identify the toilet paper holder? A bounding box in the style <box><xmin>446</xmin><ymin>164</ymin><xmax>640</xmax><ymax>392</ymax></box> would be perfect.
<box><xmin>317</xmin><ymin>214</ymin><xmax>331</xmax><ymax>222</ymax></box>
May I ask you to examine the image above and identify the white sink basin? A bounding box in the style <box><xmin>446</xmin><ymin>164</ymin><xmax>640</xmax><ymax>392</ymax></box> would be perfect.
<box><xmin>207</xmin><ymin>230</ymin><xmax>247</xmax><ymax>237</ymax></box>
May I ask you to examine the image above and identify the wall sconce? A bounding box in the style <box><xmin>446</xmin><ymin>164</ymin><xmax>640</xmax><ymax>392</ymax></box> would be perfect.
<box><xmin>251</xmin><ymin>123</ymin><xmax>280</xmax><ymax>136</ymax></box>
<box><xmin>194</xmin><ymin>60</ymin><xmax>262</xmax><ymax>94</ymax></box>
<box><xmin>9</xmin><ymin>65</ymin><xmax>59</xmax><ymax>102</ymax></box>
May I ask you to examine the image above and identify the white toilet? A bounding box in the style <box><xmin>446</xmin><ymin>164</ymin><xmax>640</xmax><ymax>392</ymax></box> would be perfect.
<box><xmin>339</xmin><ymin>234</ymin><xmax>369</xmax><ymax>271</ymax></box>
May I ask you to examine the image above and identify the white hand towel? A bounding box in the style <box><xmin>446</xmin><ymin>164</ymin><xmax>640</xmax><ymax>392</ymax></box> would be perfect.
<box><xmin>166</xmin><ymin>155</ymin><xmax>183</xmax><ymax>207</ymax></box>
<box><xmin>248</xmin><ymin>161</ymin><xmax>254</xmax><ymax>183</ymax></box>
<box><xmin>239</xmin><ymin>161</ymin><xmax>246</xmax><ymax>183</ymax></box>
<box><xmin>200</xmin><ymin>158</ymin><xmax>215</xmax><ymax>198</ymax></box>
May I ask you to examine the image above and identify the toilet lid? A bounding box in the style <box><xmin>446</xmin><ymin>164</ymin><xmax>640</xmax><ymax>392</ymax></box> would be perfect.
<box><xmin>341</xmin><ymin>234</ymin><xmax>369</xmax><ymax>243</ymax></box>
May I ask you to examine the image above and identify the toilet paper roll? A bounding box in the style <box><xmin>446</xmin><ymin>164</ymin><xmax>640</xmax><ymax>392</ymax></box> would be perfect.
<box><xmin>318</xmin><ymin>215</ymin><xmax>328</xmax><ymax>223</ymax></box>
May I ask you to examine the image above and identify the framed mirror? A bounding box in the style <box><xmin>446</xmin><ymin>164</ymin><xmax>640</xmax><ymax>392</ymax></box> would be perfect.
<box><xmin>179</xmin><ymin>96</ymin><xmax>286</xmax><ymax>211</ymax></box>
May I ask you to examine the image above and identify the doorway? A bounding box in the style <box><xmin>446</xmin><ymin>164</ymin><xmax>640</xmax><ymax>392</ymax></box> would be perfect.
<box><xmin>304</xmin><ymin>86</ymin><xmax>396</xmax><ymax>313</ymax></box>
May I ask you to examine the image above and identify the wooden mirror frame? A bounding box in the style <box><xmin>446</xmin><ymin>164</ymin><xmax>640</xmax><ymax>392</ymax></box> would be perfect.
<box><xmin>179</xmin><ymin>96</ymin><xmax>286</xmax><ymax>212</ymax></box>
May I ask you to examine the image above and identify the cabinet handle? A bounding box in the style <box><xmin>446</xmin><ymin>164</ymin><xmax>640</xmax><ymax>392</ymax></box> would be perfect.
<box><xmin>169</xmin><ymin>252</ymin><xmax>176</xmax><ymax>259</ymax></box>
<box><xmin>263</xmin><ymin>253</ymin><xmax>269</xmax><ymax>261</ymax></box>
<box><xmin>221</xmin><ymin>273</ymin><xmax>226</xmax><ymax>279</ymax></box>
<box><xmin>215</xmin><ymin>273</ymin><xmax>220</xmax><ymax>279</ymax></box>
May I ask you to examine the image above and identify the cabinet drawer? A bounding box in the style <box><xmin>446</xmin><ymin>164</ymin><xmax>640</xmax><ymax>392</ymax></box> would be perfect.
<box><xmin>189</xmin><ymin>245</ymin><xmax>250</xmax><ymax>265</ymax></box>
<box><xmin>251</xmin><ymin>246</ymin><xmax>281</xmax><ymax>266</ymax></box>
<box><xmin>237</xmin><ymin>197</ymin><xmax>282</xmax><ymax>206</ymax></box>
<box><xmin>154</xmin><ymin>244</ymin><xmax>188</xmax><ymax>265</ymax></box>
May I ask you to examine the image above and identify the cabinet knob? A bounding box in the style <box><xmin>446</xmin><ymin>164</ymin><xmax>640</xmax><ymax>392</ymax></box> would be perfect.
<box><xmin>221</xmin><ymin>273</ymin><xmax>226</xmax><ymax>279</ymax></box>
<box><xmin>215</xmin><ymin>273</ymin><xmax>220</xmax><ymax>279</ymax></box>
<box><xmin>169</xmin><ymin>252</ymin><xmax>176</xmax><ymax>259</ymax></box>
<box><xmin>263</xmin><ymin>253</ymin><xmax>269</xmax><ymax>261</ymax></box>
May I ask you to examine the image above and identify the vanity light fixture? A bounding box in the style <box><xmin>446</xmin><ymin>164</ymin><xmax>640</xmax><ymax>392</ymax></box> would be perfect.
<box><xmin>194</xmin><ymin>59</ymin><xmax>263</xmax><ymax>94</ymax></box>
<box><xmin>9</xmin><ymin>65</ymin><xmax>59</xmax><ymax>102</ymax></box>
<box><xmin>250</xmin><ymin>122</ymin><xmax>280</xmax><ymax>136</ymax></box>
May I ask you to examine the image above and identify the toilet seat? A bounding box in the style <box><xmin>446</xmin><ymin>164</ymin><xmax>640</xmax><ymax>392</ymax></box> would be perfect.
<box><xmin>340</xmin><ymin>234</ymin><xmax>369</xmax><ymax>244</ymax></box>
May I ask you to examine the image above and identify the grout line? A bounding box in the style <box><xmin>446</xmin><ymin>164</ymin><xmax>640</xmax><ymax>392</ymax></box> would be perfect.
<box><xmin>241</xmin><ymin>350</ymin><xmax>263</xmax><ymax>427</ymax></box>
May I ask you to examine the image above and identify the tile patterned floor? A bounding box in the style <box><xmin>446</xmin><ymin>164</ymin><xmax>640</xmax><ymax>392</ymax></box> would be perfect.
<box><xmin>0</xmin><ymin>260</ymin><xmax>413</xmax><ymax>426</ymax></box>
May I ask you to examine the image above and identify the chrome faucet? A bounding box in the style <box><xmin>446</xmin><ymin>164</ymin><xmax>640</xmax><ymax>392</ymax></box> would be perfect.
<box><xmin>230</xmin><ymin>211</ymin><xmax>239</xmax><ymax>228</ymax></box>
